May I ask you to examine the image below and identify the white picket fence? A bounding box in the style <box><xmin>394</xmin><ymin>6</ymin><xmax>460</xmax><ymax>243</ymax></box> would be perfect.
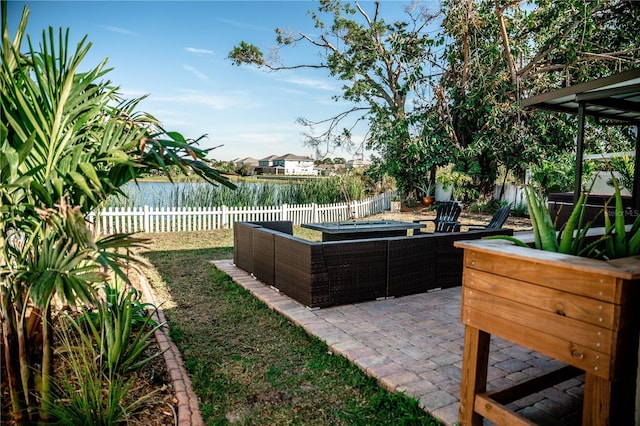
<box><xmin>87</xmin><ymin>192</ymin><xmax>395</xmax><ymax>235</ymax></box>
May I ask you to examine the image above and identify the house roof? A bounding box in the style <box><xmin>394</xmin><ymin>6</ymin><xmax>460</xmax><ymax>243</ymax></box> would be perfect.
<box><xmin>259</xmin><ymin>155</ymin><xmax>279</xmax><ymax>161</ymax></box>
<box><xmin>235</xmin><ymin>157</ymin><xmax>258</xmax><ymax>165</ymax></box>
<box><xmin>275</xmin><ymin>153</ymin><xmax>314</xmax><ymax>161</ymax></box>
<box><xmin>521</xmin><ymin>68</ymin><xmax>640</xmax><ymax>124</ymax></box>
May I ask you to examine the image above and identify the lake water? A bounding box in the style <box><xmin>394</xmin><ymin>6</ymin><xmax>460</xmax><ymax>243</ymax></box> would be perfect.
<box><xmin>109</xmin><ymin>182</ymin><xmax>215</xmax><ymax>208</ymax></box>
<box><xmin>110</xmin><ymin>181</ymin><xmax>284</xmax><ymax>208</ymax></box>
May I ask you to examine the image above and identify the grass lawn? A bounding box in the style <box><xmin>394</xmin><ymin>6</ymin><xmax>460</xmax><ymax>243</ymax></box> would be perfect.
<box><xmin>139</xmin><ymin>228</ymin><xmax>441</xmax><ymax>425</ymax></box>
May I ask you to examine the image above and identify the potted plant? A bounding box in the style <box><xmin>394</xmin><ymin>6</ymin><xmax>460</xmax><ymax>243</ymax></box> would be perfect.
<box><xmin>390</xmin><ymin>194</ymin><xmax>401</xmax><ymax>213</ymax></box>
<box><xmin>455</xmin><ymin>177</ymin><xmax>640</xmax><ymax>425</ymax></box>
<box><xmin>416</xmin><ymin>182</ymin><xmax>435</xmax><ymax>207</ymax></box>
<box><xmin>437</xmin><ymin>169</ymin><xmax>473</xmax><ymax>206</ymax></box>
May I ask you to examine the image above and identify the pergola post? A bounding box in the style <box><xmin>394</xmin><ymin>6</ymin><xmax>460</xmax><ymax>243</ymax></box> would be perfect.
<box><xmin>574</xmin><ymin>102</ymin><xmax>586</xmax><ymax>205</ymax></box>
<box><xmin>633</xmin><ymin>125</ymin><xmax>640</xmax><ymax>212</ymax></box>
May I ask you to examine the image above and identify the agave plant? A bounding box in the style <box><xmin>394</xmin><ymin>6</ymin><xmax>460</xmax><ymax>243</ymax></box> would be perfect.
<box><xmin>1</xmin><ymin>2</ymin><xmax>234</xmax><ymax>423</ymax></box>
<box><xmin>495</xmin><ymin>176</ymin><xmax>640</xmax><ymax>261</ymax></box>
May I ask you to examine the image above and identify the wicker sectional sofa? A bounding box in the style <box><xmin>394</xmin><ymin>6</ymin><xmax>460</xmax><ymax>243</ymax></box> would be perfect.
<box><xmin>233</xmin><ymin>220</ymin><xmax>512</xmax><ymax>308</ymax></box>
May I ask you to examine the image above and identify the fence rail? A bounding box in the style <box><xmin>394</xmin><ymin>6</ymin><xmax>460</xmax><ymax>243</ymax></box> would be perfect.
<box><xmin>87</xmin><ymin>192</ymin><xmax>395</xmax><ymax>235</ymax></box>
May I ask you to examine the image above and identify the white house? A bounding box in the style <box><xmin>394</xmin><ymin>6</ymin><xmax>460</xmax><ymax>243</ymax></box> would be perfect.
<box><xmin>232</xmin><ymin>157</ymin><xmax>259</xmax><ymax>167</ymax></box>
<box><xmin>258</xmin><ymin>155</ymin><xmax>279</xmax><ymax>167</ymax></box>
<box><xmin>273</xmin><ymin>153</ymin><xmax>317</xmax><ymax>175</ymax></box>
<box><xmin>346</xmin><ymin>158</ymin><xmax>372</xmax><ymax>169</ymax></box>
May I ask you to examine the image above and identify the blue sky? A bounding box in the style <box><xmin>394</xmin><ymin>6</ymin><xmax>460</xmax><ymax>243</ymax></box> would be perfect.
<box><xmin>5</xmin><ymin>0</ymin><xmax>433</xmax><ymax>161</ymax></box>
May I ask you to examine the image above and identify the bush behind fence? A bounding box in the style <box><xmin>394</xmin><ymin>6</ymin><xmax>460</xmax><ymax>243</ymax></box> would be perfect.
<box><xmin>88</xmin><ymin>192</ymin><xmax>395</xmax><ymax>235</ymax></box>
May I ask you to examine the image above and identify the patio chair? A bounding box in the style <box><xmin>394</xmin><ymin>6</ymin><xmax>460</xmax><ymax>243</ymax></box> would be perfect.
<box><xmin>413</xmin><ymin>201</ymin><xmax>462</xmax><ymax>233</ymax></box>
<box><xmin>457</xmin><ymin>204</ymin><xmax>511</xmax><ymax>231</ymax></box>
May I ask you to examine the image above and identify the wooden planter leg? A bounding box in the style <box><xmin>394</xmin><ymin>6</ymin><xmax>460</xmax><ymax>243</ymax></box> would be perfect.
<box><xmin>582</xmin><ymin>373</ymin><xmax>610</xmax><ymax>426</ymax></box>
<box><xmin>459</xmin><ymin>325</ymin><xmax>490</xmax><ymax>426</ymax></box>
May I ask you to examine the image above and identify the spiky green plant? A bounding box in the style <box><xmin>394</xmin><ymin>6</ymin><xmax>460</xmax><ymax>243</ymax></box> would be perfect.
<box><xmin>45</xmin><ymin>313</ymin><xmax>157</xmax><ymax>425</ymax></box>
<box><xmin>602</xmin><ymin>176</ymin><xmax>640</xmax><ymax>259</ymax></box>
<box><xmin>0</xmin><ymin>2</ymin><xmax>233</xmax><ymax>423</ymax></box>
<box><xmin>74</xmin><ymin>281</ymin><xmax>165</xmax><ymax>378</ymax></box>
<box><xmin>495</xmin><ymin>176</ymin><xmax>640</xmax><ymax>260</ymax></box>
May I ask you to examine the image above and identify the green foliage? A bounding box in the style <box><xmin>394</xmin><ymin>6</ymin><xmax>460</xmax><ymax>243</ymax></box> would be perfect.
<box><xmin>602</xmin><ymin>177</ymin><xmax>640</xmax><ymax>259</ymax></box>
<box><xmin>229</xmin><ymin>1</ymin><xmax>444</xmax><ymax>196</ymax></box>
<box><xmin>609</xmin><ymin>155</ymin><xmax>635</xmax><ymax>192</ymax></box>
<box><xmin>106</xmin><ymin>175</ymin><xmax>373</xmax><ymax>208</ymax></box>
<box><xmin>434</xmin><ymin>0</ymin><xmax>639</xmax><ymax>196</ymax></box>
<box><xmin>529</xmin><ymin>154</ymin><xmax>600</xmax><ymax>195</ymax></box>
<box><xmin>0</xmin><ymin>3</ymin><xmax>233</xmax><ymax>422</ymax></box>
<box><xmin>416</xmin><ymin>182</ymin><xmax>435</xmax><ymax>197</ymax></box>
<box><xmin>45</xmin><ymin>314</ymin><xmax>155</xmax><ymax>425</ymax></box>
<box><xmin>511</xmin><ymin>201</ymin><xmax>529</xmax><ymax>218</ymax></box>
<box><xmin>529</xmin><ymin>155</ymin><xmax>575</xmax><ymax>194</ymax></box>
<box><xmin>230</xmin><ymin>0</ymin><xmax>639</xmax><ymax>199</ymax></box>
<box><xmin>497</xmin><ymin>175</ymin><xmax>640</xmax><ymax>260</ymax></box>
<box><xmin>75</xmin><ymin>281</ymin><xmax>165</xmax><ymax>377</ymax></box>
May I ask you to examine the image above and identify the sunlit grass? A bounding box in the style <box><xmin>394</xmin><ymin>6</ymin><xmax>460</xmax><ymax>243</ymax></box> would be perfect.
<box><xmin>138</xmin><ymin>230</ymin><xmax>440</xmax><ymax>425</ymax></box>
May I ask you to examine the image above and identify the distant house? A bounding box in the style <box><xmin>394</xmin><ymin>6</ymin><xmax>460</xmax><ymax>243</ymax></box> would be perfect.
<box><xmin>232</xmin><ymin>157</ymin><xmax>259</xmax><ymax>167</ymax></box>
<box><xmin>273</xmin><ymin>153</ymin><xmax>317</xmax><ymax>176</ymax></box>
<box><xmin>346</xmin><ymin>158</ymin><xmax>371</xmax><ymax>169</ymax></box>
<box><xmin>258</xmin><ymin>155</ymin><xmax>279</xmax><ymax>167</ymax></box>
<box><xmin>315</xmin><ymin>163</ymin><xmax>346</xmax><ymax>176</ymax></box>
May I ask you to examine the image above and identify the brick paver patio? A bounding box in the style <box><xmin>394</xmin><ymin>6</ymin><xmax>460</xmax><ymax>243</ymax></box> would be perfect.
<box><xmin>213</xmin><ymin>259</ymin><xmax>584</xmax><ymax>425</ymax></box>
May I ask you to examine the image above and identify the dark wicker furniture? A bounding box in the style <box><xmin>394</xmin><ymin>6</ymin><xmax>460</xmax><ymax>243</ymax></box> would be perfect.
<box><xmin>301</xmin><ymin>220</ymin><xmax>425</xmax><ymax>241</ymax></box>
<box><xmin>233</xmin><ymin>220</ymin><xmax>512</xmax><ymax>308</ymax></box>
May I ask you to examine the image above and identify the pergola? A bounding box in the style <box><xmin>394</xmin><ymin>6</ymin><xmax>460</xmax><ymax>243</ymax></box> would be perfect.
<box><xmin>521</xmin><ymin>68</ymin><xmax>640</xmax><ymax>210</ymax></box>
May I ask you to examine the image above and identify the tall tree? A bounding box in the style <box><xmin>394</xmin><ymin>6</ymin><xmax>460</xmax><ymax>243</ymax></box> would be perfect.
<box><xmin>434</xmin><ymin>0</ymin><xmax>640</xmax><ymax>196</ymax></box>
<box><xmin>229</xmin><ymin>0</ymin><xmax>446</xmax><ymax>197</ymax></box>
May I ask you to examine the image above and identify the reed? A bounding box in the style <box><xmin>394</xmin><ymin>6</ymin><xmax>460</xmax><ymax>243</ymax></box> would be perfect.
<box><xmin>104</xmin><ymin>176</ymin><xmax>371</xmax><ymax>208</ymax></box>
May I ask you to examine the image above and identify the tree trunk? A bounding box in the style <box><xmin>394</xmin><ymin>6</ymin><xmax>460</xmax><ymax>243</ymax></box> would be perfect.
<box><xmin>39</xmin><ymin>305</ymin><xmax>53</xmax><ymax>421</ymax></box>
<box><xmin>1</xmin><ymin>286</ymin><xmax>28</xmax><ymax>424</ymax></box>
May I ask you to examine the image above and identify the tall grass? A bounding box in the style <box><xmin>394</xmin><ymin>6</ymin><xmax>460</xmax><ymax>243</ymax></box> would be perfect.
<box><xmin>105</xmin><ymin>176</ymin><xmax>371</xmax><ymax>208</ymax></box>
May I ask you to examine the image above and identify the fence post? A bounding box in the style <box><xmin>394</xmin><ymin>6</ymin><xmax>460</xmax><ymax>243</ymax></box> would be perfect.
<box><xmin>221</xmin><ymin>205</ymin><xmax>228</xmax><ymax>229</ymax></box>
<box><xmin>312</xmin><ymin>203</ymin><xmax>318</xmax><ymax>223</ymax></box>
<box><xmin>143</xmin><ymin>205</ymin><xmax>149</xmax><ymax>232</ymax></box>
<box><xmin>281</xmin><ymin>203</ymin><xmax>288</xmax><ymax>221</ymax></box>
<box><xmin>352</xmin><ymin>200</ymin><xmax>359</xmax><ymax>219</ymax></box>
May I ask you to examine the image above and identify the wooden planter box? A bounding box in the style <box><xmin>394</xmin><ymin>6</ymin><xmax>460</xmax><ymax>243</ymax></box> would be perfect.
<box><xmin>454</xmin><ymin>239</ymin><xmax>640</xmax><ymax>426</ymax></box>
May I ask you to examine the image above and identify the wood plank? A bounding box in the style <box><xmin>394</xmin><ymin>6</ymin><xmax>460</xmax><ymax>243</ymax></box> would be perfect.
<box><xmin>582</xmin><ymin>374</ymin><xmax>611</xmax><ymax>426</ymax></box>
<box><xmin>474</xmin><ymin>394</ymin><xmax>537</xmax><ymax>426</ymax></box>
<box><xmin>462</xmin><ymin>287</ymin><xmax>614</xmax><ymax>354</ymax></box>
<box><xmin>463</xmin><ymin>269</ymin><xmax>617</xmax><ymax>328</ymax></box>
<box><xmin>459</xmin><ymin>326</ymin><xmax>491</xmax><ymax>426</ymax></box>
<box><xmin>463</xmin><ymin>249</ymin><xmax>620</xmax><ymax>302</ymax></box>
<box><xmin>486</xmin><ymin>365</ymin><xmax>583</xmax><ymax>404</ymax></box>
<box><xmin>461</xmin><ymin>306</ymin><xmax>611</xmax><ymax>379</ymax></box>
<box><xmin>456</xmin><ymin>239</ymin><xmax>638</xmax><ymax>280</ymax></box>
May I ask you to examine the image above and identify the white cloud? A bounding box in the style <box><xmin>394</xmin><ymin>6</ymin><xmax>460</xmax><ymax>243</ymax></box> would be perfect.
<box><xmin>100</xmin><ymin>26</ymin><xmax>138</xmax><ymax>36</ymax></box>
<box><xmin>185</xmin><ymin>47</ymin><xmax>214</xmax><ymax>55</ymax></box>
<box><xmin>182</xmin><ymin>65</ymin><xmax>211</xmax><ymax>84</ymax></box>
<box><xmin>281</xmin><ymin>76</ymin><xmax>337</xmax><ymax>91</ymax></box>
<box><xmin>216</xmin><ymin>18</ymin><xmax>271</xmax><ymax>32</ymax></box>
<box><xmin>153</xmin><ymin>90</ymin><xmax>255</xmax><ymax>110</ymax></box>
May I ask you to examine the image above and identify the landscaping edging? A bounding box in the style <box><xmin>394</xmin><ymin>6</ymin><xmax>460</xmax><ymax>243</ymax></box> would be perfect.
<box><xmin>137</xmin><ymin>273</ymin><xmax>204</xmax><ymax>426</ymax></box>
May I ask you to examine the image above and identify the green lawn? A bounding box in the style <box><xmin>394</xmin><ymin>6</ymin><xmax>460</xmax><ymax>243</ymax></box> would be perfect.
<box><xmin>139</xmin><ymin>228</ymin><xmax>441</xmax><ymax>425</ymax></box>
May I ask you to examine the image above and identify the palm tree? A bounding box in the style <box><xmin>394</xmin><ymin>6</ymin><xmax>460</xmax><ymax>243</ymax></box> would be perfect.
<box><xmin>1</xmin><ymin>2</ymin><xmax>234</xmax><ymax>422</ymax></box>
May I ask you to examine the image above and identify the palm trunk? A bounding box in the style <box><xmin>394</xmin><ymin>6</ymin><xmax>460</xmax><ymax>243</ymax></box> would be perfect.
<box><xmin>1</xmin><ymin>284</ymin><xmax>28</xmax><ymax>424</ymax></box>
<box><xmin>39</xmin><ymin>305</ymin><xmax>53</xmax><ymax>422</ymax></box>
